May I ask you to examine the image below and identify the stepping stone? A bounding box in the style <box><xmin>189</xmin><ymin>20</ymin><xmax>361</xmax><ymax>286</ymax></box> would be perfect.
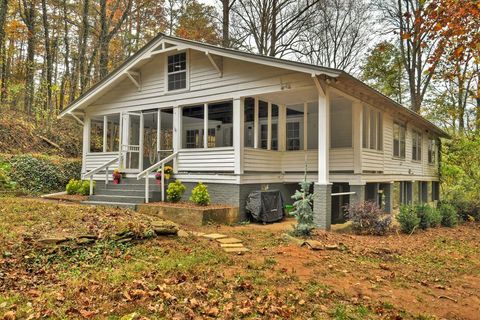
<box><xmin>220</xmin><ymin>243</ymin><xmax>244</xmax><ymax>248</ymax></box>
<box><xmin>216</xmin><ymin>237</ymin><xmax>242</xmax><ymax>244</ymax></box>
<box><xmin>223</xmin><ymin>247</ymin><xmax>250</xmax><ymax>253</ymax></box>
<box><xmin>202</xmin><ymin>233</ymin><xmax>227</xmax><ymax>240</ymax></box>
<box><xmin>177</xmin><ymin>230</ymin><xmax>189</xmax><ymax>237</ymax></box>
<box><xmin>191</xmin><ymin>231</ymin><xmax>205</xmax><ymax>237</ymax></box>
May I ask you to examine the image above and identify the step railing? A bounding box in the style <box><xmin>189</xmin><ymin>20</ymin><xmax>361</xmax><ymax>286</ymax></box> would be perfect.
<box><xmin>136</xmin><ymin>152</ymin><xmax>178</xmax><ymax>203</ymax></box>
<box><xmin>82</xmin><ymin>157</ymin><xmax>119</xmax><ymax>196</ymax></box>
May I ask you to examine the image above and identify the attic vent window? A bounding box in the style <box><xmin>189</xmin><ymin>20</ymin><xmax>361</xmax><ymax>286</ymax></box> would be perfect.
<box><xmin>167</xmin><ymin>52</ymin><xmax>187</xmax><ymax>91</ymax></box>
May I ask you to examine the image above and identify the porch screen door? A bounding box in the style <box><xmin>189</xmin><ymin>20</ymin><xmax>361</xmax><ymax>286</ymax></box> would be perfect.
<box><xmin>121</xmin><ymin>112</ymin><xmax>142</xmax><ymax>172</ymax></box>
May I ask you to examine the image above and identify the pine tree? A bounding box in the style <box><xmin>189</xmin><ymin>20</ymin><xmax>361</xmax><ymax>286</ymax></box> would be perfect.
<box><xmin>290</xmin><ymin>178</ymin><xmax>315</xmax><ymax>236</ymax></box>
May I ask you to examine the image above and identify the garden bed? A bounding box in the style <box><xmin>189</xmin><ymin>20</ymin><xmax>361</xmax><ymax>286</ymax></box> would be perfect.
<box><xmin>137</xmin><ymin>201</ymin><xmax>239</xmax><ymax>226</ymax></box>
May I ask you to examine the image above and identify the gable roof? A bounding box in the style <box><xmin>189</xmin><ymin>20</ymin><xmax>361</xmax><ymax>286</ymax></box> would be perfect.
<box><xmin>59</xmin><ymin>33</ymin><xmax>449</xmax><ymax>138</ymax></box>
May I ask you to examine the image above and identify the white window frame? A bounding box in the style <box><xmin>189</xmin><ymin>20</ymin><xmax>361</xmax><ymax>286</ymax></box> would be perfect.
<box><xmin>165</xmin><ymin>50</ymin><xmax>189</xmax><ymax>93</ymax></box>
<box><xmin>393</xmin><ymin>121</ymin><xmax>406</xmax><ymax>159</ymax></box>
<box><xmin>89</xmin><ymin>114</ymin><xmax>121</xmax><ymax>153</ymax></box>
<box><xmin>428</xmin><ymin>137</ymin><xmax>437</xmax><ymax>165</ymax></box>
<box><xmin>286</xmin><ymin>121</ymin><xmax>300</xmax><ymax>151</ymax></box>
<box><xmin>412</xmin><ymin>129</ymin><xmax>422</xmax><ymax>161</ymax></box>
<box><xmin>362</xmin><ymin>105</ymin><xmax>383</xmax><ymax>151</ymax></box>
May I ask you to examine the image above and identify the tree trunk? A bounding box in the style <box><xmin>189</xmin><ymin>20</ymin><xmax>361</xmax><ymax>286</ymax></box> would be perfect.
<box><xmin>79</xmin><ymin>0</ymin><xmax>90</xmax><ymax>93</ymax></box>
<box><xmin>22</xmin><ymin>0</ymin><xmax>36</xmax><ymax>115</ymax></box>
<box><xmin>41</xmin><ymin>0</ymin><xmax>53</xmax><ymax>116</ymax></box>
<box><xmin>221</xmin><ymin>0</ymin><xmax>230</xmax><ymax>47</ymax></box>
<box><xmin>0</xmin><ymin>0</ymin><xmax>8</xmax><ymax>104</ymax></box>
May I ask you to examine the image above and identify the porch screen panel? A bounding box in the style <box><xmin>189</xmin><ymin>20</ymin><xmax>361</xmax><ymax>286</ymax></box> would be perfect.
<box><xmin>307</xmin><ymin>102</ymin><xmax>318</xmax><ymax>149</ymax></box>
<box><xmin>286</xmin><ymin>105</ymin><xmax>304</xmax><ymax>150</ymax></box>
<box><xmin>89</xmin><ymin>115</ymin><xmax>104</xmax><ymax>153</ymax></box>
<box><xmin>271</xmin><ymin>105</ymin><xmax>279</xmax><ymax>150</ymax></box>
<box><xmin>208</xmin><ymin>101</ymin><xmax>233</xmax><ymax>147</ymax></box>
<box><xmin>330</xmin><ymin>101</ymin><xmax>352</xmax><ymax>148</ymax></box>
<box><xmin>244</xmin><ymin>98</ymin><xmax>255</xmax><ymax>148</ymax></box>
<box><xmin>182</xmin><ymin>105</ymin><xmax>204</xmax><ymax>148</ymax></box>
<box><xmin>142</xmin><ymin>111</ymin><xmax>158</xmax><ymax>169</ymax></box>
<box><xmin>258</xmin><ymin>101</ymin><xmax>268</xmax><ymax>149</ymax></box>
<box><xmin>159</xmin><ymin>109</ymin><xmax>174</xmax><ymax>159</ymax></box>
<box><xmin>106</xmin><ymin>114</ymin><xmax>120</xmax><ymax>152</ymax></box>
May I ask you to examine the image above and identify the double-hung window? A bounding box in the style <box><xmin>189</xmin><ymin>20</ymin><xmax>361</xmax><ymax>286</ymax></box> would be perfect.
<box><xmin>393</xmin><ymin>122</ymin><xmax>406</xmax><ymax>158</ymax></box>
<box><xmin>286</xmin><ymin>122</ymin><xmax>300</xmax><ymax>150</ymax></box>
<box><xmin>362</xmin><ymin>105</ymin><xmax>383</xmax><ymax>150</ymax></box>
<box><xmin>428</xmin><ymin>138</ymin><xmax>437</xmax><ymax>164</ymax></box>
<box><xmin>167</xmin><ymin>52</ymin><xmax>187</xmax><ymax>91</ymax></box>
<box><xmin>412</xmin><ymin>130</ymin><xmax>422</xmax><ymax>161</ymax></box>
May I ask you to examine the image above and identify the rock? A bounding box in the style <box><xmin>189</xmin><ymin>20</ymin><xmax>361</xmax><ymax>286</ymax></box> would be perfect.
<box><xmin>177</xmin><ymin>230</ymin><xmax>189</xmax><ymax>237</ymax></box>
<box><xmin>216</xmin><ymin>237</ymin><xmax>242</xmax><ymax>244</ymax></box>
<box><xmin>76</xmin><ymin>238</ymin><xmax>96</xmax><ymax>245</ymax></box>
<box><xmin>77</xmin><ymin>234</ymin><xmax>98</xmax><ymax>240</ymax></box>
<box><xmin>301</xmin><ymin>240</ymin><xmax>325</xmax><ymax>250</ymax></box>
<box><xmin>202</xmin><ymin>233</ymin><xmax>228</xmax><ymax>240</ymax></box>
<box><xmin>220</xmin><ymin>243</ymin><xmax>244</xmax><ymax>248</ymax></box>
<box><xmin>151</xmin><ymin>221</ymin><xmax>179</xmax><ymax>235</ymax></box>
<box><xmin>37</xmin><ymin>237</ymin><xmax>69</xmax><ymax>245</ymax></box>
<box><xmin>223</xmin><ymin>247</ymin><xmax>250</xmax><ymax>253</ymax></box>
<box><xmin>325</xmin><ymin>244</ymin><xmax>339</xmax><ymax>250</ymax></box>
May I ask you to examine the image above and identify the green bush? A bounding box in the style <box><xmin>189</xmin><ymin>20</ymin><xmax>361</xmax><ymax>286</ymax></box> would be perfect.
<box><xmin>416</xmin><ymin>204</ymin><xmax>438</xmax><ymax>230</ymax></box>
<box><xmin>345</xmin><ymin>201</ymin><xmax>392</xmax><ymax>236</ymax></box>
<box><xmin>166</xmin><ymin>180</ymin><xmax>186</xmax><ymax>203</ymax></box>
<box><xmin>66</xmin><ymin>179</ymin><xmax>82</xmax><ymax>195</ymax></box>
<box><xmin>430</xmin><ymin>206</ymin><xmax>442</xmax><ymax>227</ymax></box>
<box><xmin>397</xmin><ymin>205</ymin><xmax>420</xmax><ymax>234</ymax></box>
<box><xmin>190</xmin><ymin>182</ymin><xmax>210</xmax><ymax>206</ymax></box>
<box><xmin>439</xmin><ymin>203</ymin><xmax>458</xmax><ymax>227</ymax></box>
<box><xmin>0</xmin><ymin>166</ymin><xmax>16</xmax><ymax>191</ymax></box>
<box><xmin>66</xmin><ymin>179</ymin><xmax>94</xmax><ymax>196</ymax></box>
<box><xmin>8</xmin><ymin>154</ymin><xmax>81</xmax><ymax>194</ymax></box>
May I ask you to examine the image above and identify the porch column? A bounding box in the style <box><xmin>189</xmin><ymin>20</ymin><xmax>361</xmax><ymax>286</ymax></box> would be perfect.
<box><xmin>172</xmin><ymin>106</ymin><xmax>181</xmax><ymax>174</ymax></box>
<box><xmin>352</xmin><ymin>101</ymin><xmax>363</xmax><ymax>174</ymax></box>
<box><xmin>82</xmin><ymin>116</ymin><xmax>90</xmax><ymax>174</ymax></box>
<box><xmin>313</xmin><ymin>82</ymin><xmax>331</xmax><ymax>230</ymax></box>
<box><xmin>278</xmin><ymin>104</ymin><xmax>286</xmax><ymax>151</ymax></box>
<box><xmin>349</xmin><ymin>184</ymin><xmax>366</xmax><ymax>205</ymax></box>
<box><xmin>233</xmin><ymin>97</ymin><xmax>244</xmax><ymax>174</ymax></box>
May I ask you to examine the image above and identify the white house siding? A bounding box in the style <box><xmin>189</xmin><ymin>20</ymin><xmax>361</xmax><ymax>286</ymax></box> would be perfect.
<box><xmin>360</xmin><ymin>111</ymin><xmax>438</xmax><ymax>181</ymax></box>
<box><xmin>177</xmin><ymin>148</ymin><xmax>235</xmax><ymax>172</ymax></box>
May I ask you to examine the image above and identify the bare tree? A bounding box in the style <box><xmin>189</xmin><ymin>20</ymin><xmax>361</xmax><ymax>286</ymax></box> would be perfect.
<box><xmin>377</xmin><ymin>0</ymin><xmax>440</xmax><ymax>113</ymax></box>
<box><xmin>231</xmin><ymin>0</ymin><xmax>319</xmax><ymax>57</ymax></box>
<box><xmin>295</xmin><ymin>0</ymin><xmax>372</xmax><ymax>73</ymax></box>
<box><xmin>19</xmin><ymin>0</ymin><xmax>36</xmax><ymax>114</ymax></box>
<box><xmin>218</xmin><ymin>0</ymin><xmax>236</xmax><ymax>47</ymax></box>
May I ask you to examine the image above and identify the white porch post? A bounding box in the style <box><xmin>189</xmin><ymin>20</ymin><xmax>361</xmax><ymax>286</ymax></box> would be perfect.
<box><xmin>317</xmin><ymin>86</ymin><xmax>330</xmax><ymax>185</ymax></box>
<box><xmin>313</xmin><ymin>80</ymin><xmax>332</xmax><ymax>230</ymax></box>
<box><xmin>278</xmin><ymin>104</ymin><xmax>286</xmax><ymax>151</ymax></box>
<box><xmin>253</xmin><ymin>98</ymin><xmax>259</xmax><ymax>148</ymax></box>
<box><xmin>173</xmin><ymin>106</ymin><xmax>181</xmax><ymax>174</ymax></box>
<box><xmin>203</xmin><ymin>103</ymin><xmax>208</xmax><ymax>148</ymax></box>
<box><xmin>82</xmin><ymin>116</ymin><xmax>90</xmax><ymax>175</ymax></box>
<box><xmin>303</xmin><ymin>102</ymin><xmax>308</xmax><ymax>151</ymax></box>
<box><xmin>233</xmin><ymin>97</ymin><xmax>244</xmax><ymax>174</ymax></box>
<box><xmin>267</xmin><ymin>101</ymin><xmax>272</xmax><ymax>150</ymax></box>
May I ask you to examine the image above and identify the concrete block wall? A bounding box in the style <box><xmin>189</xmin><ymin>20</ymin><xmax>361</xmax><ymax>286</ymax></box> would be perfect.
<box><xmin>313</xmin><ymin>184</ymin><xmax>332</xmax><ymax>230</ymax></box>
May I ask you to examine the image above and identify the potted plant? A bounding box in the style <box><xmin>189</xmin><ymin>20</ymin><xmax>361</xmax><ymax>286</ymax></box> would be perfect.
<box><xmin>112</xmin><ymin>168</ymin><xmax>122</xmax><ymax>184</ymax></box>
<box><xmin>164</xmin><ymin>165</ymin><xmax>173</xmax><ymax>180</ymax></box>
<box><xmin>155</xmin><ymin>169</ymin><xmax>162</xmax><ymax>185</ymax></box>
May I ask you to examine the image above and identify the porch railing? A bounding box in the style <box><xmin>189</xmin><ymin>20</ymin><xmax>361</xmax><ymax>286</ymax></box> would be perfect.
<box><xmin>136</xmin><ymin>152</ymin><xmax>178</xmax><ymax>203</ymax></box>
<box><xmin>82</xmin><ymin>157</ymin><xmax>119</xmax><ymax>196</ymax></box>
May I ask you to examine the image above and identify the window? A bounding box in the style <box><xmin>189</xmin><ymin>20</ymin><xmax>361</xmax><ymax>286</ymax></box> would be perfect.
<box><xmin>89</xmin><ymin>114</ymin><xmax>120</xmax><ymax>153</ymax></box>
<box><xmin>286</xmin><ymin>122</ymin><xmax>300</xmax><ymax>150</ymax></box>
<box><xmin>167</xmin><ymin>52</ymin><xmax>187</xmax><ymax>91</ymax></box>
<box><xmin>412</xmin><ymin>130</ymin><xmax>422</xmax><ymax>161</ymax></box>
<box><xmin>393</xmin><ymin>122</ymin><xmax>406</xmax><ymax>158</ymax></box>
<box><xmin>362</xmin><ymin>105</ymin><xmax>382</xmax><ymax>150</ymax></box>
<box><xmin>428</xmin><ymin>138</ymin><xmax>437</xmax><ymax>164</ymax></box>
<box><xmin>182</xmin><ymin>101</ymin><xmax>233</xmax><ymax>149</ymax></box>
<box><xmin>330</xmin><ymin>102</ymin><xmax>352</xmax><ymax>148</ymax></box>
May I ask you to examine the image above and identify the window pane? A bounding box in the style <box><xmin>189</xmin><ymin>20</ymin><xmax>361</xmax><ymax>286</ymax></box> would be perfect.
<box><xmin>287</xmin><ymin>122</ymin><xmax>300</xmax><ymax>150</ymax></box>
<box><xmin>182</xmin><ymin>105</ymin><xmax>204</xmax><ymax>148</ymax></box>
<box><xmin>331</xmin><ymin>101</ymin><xmax>352</xmax><ymax>148</ymax></box>
<box><xmin>400</xmin><ymin>125</ymin><xmax>406</xmax><ymax>158</ymax></box>
<box><xmin>167</xmin><ymin>52</ymin><xmax>186</xmax><ymax>73</ymax></box>
<box><xmin>369</xmin><ymin>109</ymin><xmax>376</xmax><ymax>149</ymax></box>
<box><xmin>258</xmin><ymin>101</ymin><xmax>268</xmax><ymax>149</ymax></box>
<box><xmin>362</xmin><ymin>105</ymin><xmax>368</xmax><ymax>148</ymax></box>
<box><xmin>208</xmin><ymin>101</ymin><xmax>233</xmax><ymax>147</ymax></box>
<box><xmin>393</xmin><ymin>123</ymin><xmax>399</xmax><ymax>157</ymax></box>
<box><xmin>271</xmin><ymin>105</ymin><xmax>279</xmax><ymax>150</ymax></box>
<box><xmin>307</xmin><ymin>102</ymin><xmax>318</xmax><ymax>150</ymax></box>
<box><xmin>90</xmin><ymin>116</ymin><xmax>104</xmax><ymax>153</ymax></box>
<box><xmin>168</xmin><ymin>72</ymin><xmax>186</xmax><ymax>91</ymax></box>
<box><xmin>244</xmin><ymin>98</ymin><xmax>255</xmax><ymax>148</ymax></box>
<box><xmin>377</xmin><ymin>112</ymin><xmax>383</xmax><ymax>150</ymax></box>
<box><xmin>106</xmin><ymin>114</ymin><xmax>120</xmax><ymax>152</ymax></box>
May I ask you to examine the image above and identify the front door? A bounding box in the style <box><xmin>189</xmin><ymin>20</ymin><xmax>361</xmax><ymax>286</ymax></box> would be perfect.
<box><xmin>121</xmin><ymin>112</ymin><xmax>142</xmax><ymax>172</ymax></box>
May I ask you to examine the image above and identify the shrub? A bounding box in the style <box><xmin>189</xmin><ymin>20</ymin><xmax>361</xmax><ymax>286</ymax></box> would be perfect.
<box><xmin>344</xmin><ymin>201</ymin><xmax>392</xmax><ymax>236</ymax></box>
<box><xmin>65</xmin><ymin>179</ymin><xmax>94</xmax><ymax>196</ymax></box>
<box><xmin>290</xmin><ymin>179</ymin><xmax>315</xmax><ymax>236</ymax></box>
<box><xmin>190</xmin><ymin>182</ymin><xmax>210</xmax><ymax>206</ymax></box>
<box><xmin>166</xmin><ymin>180</ymin><xmax>186</xmax><ymax>202</ymax></box>
<box><xmin>439</xmin><ymin>203</ymin><xmax>458</xmax><ymax>227</ymax></box>
<box><xmin>8</xmin><ymin>154</ymin><xmax>81</xmax><ymax>194</ymax></box>
<box><xmin>416</xmin><ymin>204</ymin><xmax>436</xmax><ymax>230</ymax></box>
<box><xmin>397</xmin><ymin>205</ymin><xmax>420</xmax><ymax>234</ymax></box>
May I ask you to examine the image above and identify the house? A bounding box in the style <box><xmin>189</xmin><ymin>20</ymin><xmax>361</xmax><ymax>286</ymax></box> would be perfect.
<box><xmin>59</xmin><ymin>34</ymin><xmax>449</xmax><ymax>230</ymax></box>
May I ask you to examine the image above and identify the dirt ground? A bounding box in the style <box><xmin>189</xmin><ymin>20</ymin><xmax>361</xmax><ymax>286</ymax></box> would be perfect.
<box><xmin>1</xmin><ymin>197</ymin><xmax>479</xmax><ymax>319</ymax></box>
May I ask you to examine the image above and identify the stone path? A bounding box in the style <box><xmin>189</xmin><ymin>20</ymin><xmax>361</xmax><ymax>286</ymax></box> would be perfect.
<box><xmin>189</xmin><ymin>232</ymin><xmax>250</xmax><ymax>253</ymax></box>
